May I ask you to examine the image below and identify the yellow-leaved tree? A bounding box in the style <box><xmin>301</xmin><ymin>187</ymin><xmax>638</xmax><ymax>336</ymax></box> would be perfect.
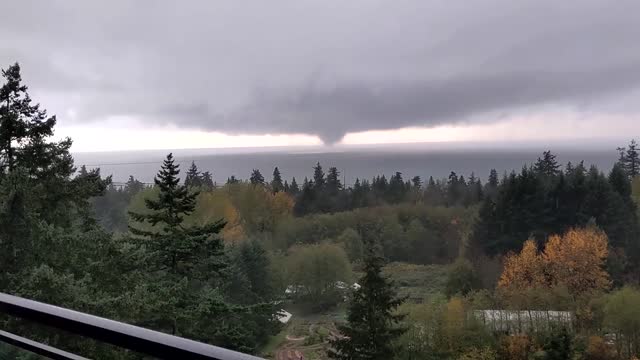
<box><xmin>543</xmin><ymin>227</ymin><xmax>611</xmax><ymax>299</ymax></box>
<box><xmin>498</xmin><ymin>239</ymin><xmax>546</xmax><ymax>291</ymax></box>
<box><xmin>191</xmin><ymin>191</ymin><xmax>245</xmax><ymax>244</ymax></box>
<box><xmin>498</xmin><ymin>227</ymin><xmax>611</xmax><ymax>311</ymax></box>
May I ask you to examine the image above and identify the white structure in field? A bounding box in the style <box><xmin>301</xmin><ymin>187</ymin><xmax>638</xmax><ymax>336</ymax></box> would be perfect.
<box><xmin>285</xmin><ymin>282</ymin><xmax>361</xmax><ymax>295</ymax></box>
<box><xmin>277</xmin><ymin>309</ymin><xmax>292</xmax><ymax>324</ymax></box>
<box><xmin>473</xmin><ymin>310</ymin><xmax>573</xmax><ymax>334</ymax></box>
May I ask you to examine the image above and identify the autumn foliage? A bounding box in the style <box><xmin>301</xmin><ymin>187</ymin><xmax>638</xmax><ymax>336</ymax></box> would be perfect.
<box><xmin>584</xmin><ymin>335</ymin><xmax>616</xmax><ymax>360</ymax></box>
<box><xmin>498</xmin><ymin>335</ymin><xmax>532</xmax><ymax>360</ymax></box>
<box><xmin>498</xmin><ymin>227</ymin><xmax>611</xmax><ymax>299</ymax></box>
<box><xmin>498</xmin><ymin>240</ymin><xmax>546</xmax><ymax>291</ymax></box>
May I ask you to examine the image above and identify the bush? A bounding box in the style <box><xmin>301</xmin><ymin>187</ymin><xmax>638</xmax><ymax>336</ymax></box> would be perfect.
<box><xmin>286</xmin><ymin>243</ymin><xmax>352</xmax><ymax>309</ymax></box>
<box><xmin>336</xmin><ymin>228</ymin><xmax>363</xmax><ymax>261</ymax></box>
<box><xmin>458</xmin><ymin>347</ymin><xmax>498</xmax><ymax>360</ymax></box>
<box><xmin>540</xmin><ymin>327</ymin><xmax>572</xmax><ymax>360</ymax></box>
<box><xmin>445</xmin><ymin>258</ymin><xmax>482</xmax><ymax>297</ymax></box>
<box><xmin>584</xmin><ymin>336</ymin><xmax>616</xmax><ymax>360</ymax></box>
<box><xmin>498</xmin><ymin>335</ymin><xmax>532</xmax><ymax>360</ymax></box>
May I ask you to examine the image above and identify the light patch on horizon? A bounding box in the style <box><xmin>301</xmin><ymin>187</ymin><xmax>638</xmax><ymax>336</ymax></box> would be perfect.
<box><xmin>58</xmin><ymin>116</ymin><xmax>322</xmax><ymax>152</ymax></box>
<box><xmin>342</xmin><ymin>112</ymin><xmax>639</xmax><ymax>145</ymax></box>
<box><xmin>58</xmin><ymin>111</ymin><xmax>638</xmax><ymax>152</ymax></box>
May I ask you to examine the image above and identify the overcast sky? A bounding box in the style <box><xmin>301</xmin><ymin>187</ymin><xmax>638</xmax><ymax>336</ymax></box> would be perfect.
<box><xmin>1</xmin><ymin>0</ymin><xmax>639</xmax><ymax>152</ymax></box>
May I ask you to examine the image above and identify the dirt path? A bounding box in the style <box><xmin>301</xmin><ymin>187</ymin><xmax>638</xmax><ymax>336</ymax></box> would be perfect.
<box><xmin>285</xmin><ymin>335</ymin><xmax>306</xmax><ymax>341</ymax></box>
<box><xmin>275</xmin><ymin>349</ymin><xmax>304</xmax><ymax>360</ymax></box>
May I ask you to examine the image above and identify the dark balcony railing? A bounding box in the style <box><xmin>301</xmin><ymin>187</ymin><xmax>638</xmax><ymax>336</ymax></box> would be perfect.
<box><xmin>0</xmin><ymin>292</ymin><xmax>264</xmax><ymax>360</ymax></box>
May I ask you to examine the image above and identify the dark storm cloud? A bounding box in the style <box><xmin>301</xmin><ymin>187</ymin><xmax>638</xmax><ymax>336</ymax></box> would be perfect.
<box><xmin>205</xmin><ymin>62</ymin><xmax>640</xmax><ymax>143</ymax></box>
<box><xmin>1</xmin><ymin>0</ymin><xmax>640</xmax><ymax>143</ymax></box>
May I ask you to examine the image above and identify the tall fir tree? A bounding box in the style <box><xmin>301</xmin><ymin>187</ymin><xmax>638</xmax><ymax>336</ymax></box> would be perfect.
<box><xmin>185</xmin><ymin>161</ymin><xmax>203</xmax><ymax>188</ymax></box>
<box><xmin>446</xmin><ymin>171</ymin><xmax>460</xmax><ymax>206</ymax></box>
<box><xmin>129</xmin><ymin>153</ymin><xmax>226</xmax><ymax>277</ymax></box>
<box><xmin>289</xmin><ymin>177</ymin><xmax>300</xmax><ymax>195</ymax></box>
<box><xmin>0</xmin><ymin>62</ymin><xmax>107</xmax><ymax>228</ymax></box>
<box><xmin>0</xmin><ymin>63</ymin><xmax>55</xmax><ymax>173</ymax></box>
<box><xmin>127</xmin><ymin>154</ymin><xmax>276</xmax><ymax>350</ymax></box>
<box><xmin>125</xmin><ymin>175</ymin><xmax>145</xmax><ymax>196</ymax></box>
<box><xmin>488</xmin><ymin>169</ymin><xmax>499</xmax><ymax>188</ymax></box>
<box><xmin>328</xmin><ymin>243</ymin><xmax>406</xmax><ymax>360</ymax></box>
<box><xmin>327</xmin><ymin>167</ymin><xmax>342</xmax><ymax>194</ymax></box>
<box><xmin>622</xmin><ymin>139</ymin><xmax>639</xmax><ymax>178</ymax></box>
<box><xmin>249</xmin><ymin>169</ymin><xmax>264</xmax><ymax>186</ymax></box>
<box><xmin>466</xmin><ymin>172</ymin><xmax>483</xmax><ymax>205</ymax></box>
<box><xmin>609</xmin><ymin>162</ymin><xmax>632</xmax><ymax>199</ymax></box>
<box><xmin>293</xmin><ymin>179</ymin><xmax>316</xmax><ymax>216</ymax></box>
<box><xmin>313</xmin><ymin>162</ymin><xmax>326</xmax><ymax>190</ymax></box>
<box><xmin>388</xmin><ymin>171</ymin><xmax>406</xmax><ymax>203</ymax></box>
<box><xmin>534</xmin><ymin>150</ymin><xmax>561</xmax><ymax>178</ymax></box>
<box><xmin>270</xmin><ymin>167</ymin><xmax>284</xmax><ymax>193</ymax></box>
<box><xmin>201</xmin><ymin>171</ymin><xmax>214</xmax><ymax>189</ymax></box>
<box><xmin>424</xmin><ymin>176</ymin><xmax>444</xmax><ymax>206</ymax></box>
<box><xmin>411</xmin><ymin>175</ymin><xmax>422</xmax><ymax>189</ymax></box>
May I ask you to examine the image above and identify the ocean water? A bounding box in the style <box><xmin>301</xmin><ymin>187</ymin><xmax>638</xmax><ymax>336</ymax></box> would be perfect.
<box><xmin>72</xmin><ymin>143</ymin><xmax>620</xmax><ymax>187</ymax></box>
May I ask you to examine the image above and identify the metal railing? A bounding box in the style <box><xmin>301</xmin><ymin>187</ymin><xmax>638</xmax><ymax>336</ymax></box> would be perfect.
<box><xmin>0</xmin><ymin>292</ymin><xmax>264</xmax><ymax>360</ymax></box>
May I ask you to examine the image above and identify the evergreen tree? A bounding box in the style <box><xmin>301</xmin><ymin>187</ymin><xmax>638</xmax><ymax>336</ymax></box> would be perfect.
<box><xmin>411</xmin><ymin>175</ymin><xmax>422</xmax><ymax>189</ymax></box>
<box><xmin>488</xmin><ymin>169</ymin><xmax>499</xmax><ymax>188</ymax></box>
<box><xmin>446</xmin><ymin>171</ymin><xmax>460</xmax><ymax>206</ymax></box>
<box><xmin>125</xmin><ymin>175</ymin><xmax>145</xmax><ymax>196</ymax></box>
<box><xmin>326</xmin><ymin>167</ymin><xmax>342</xmax><ymax>194</ymax></box>
<box><xmin>289</xmin><ymin>177</ymin><xmax>300</xmax><ymax>195</ymax></box>
<box><xmin>622</xmin><ymin>139</ymin><xmax>639</xmax><ymax>178</ymax></box>
<box><xmin>471</xmin><ymin>197</ymin><xmax>499</xmax><ymax>256</ymax></box>
<box><xmin>617</xmin><ymin>146</ymin><xmax>627</xmax><ymax>162</ymax></box>
<box><xmin>0</xmin><ymin>63</ymin><xmax>56</xmax><ymax>173</ymax></box>
<box><xmin>283</xmin><ymin>180</ymin><xmax>290</xmax><ymax>193</ymax></box>
<box><xmin>128</xmin><ymin>154</ymin><xmax>276</xmax><ymax>349</ymax></box>
<box><xmin>129</xmin><ymin>153</ymin><xmax>226</xmax><ymax>277</ymax></box>
<box><xmin>249</xmin><ymin>169</ymin><xmax>264</xmax><ymax>186</ymax></box>
<box><xmin>465</xmin><ymin>172</ymin><xmax>483</xmax><ymax>205</ymax></box>
<box><xmin>270</xmin><ymin>167</ymin><xmax>284</xmax><ymax>193</ymax></box>
<box><xmin>293</xmin><ymin>180</ymin><xmax>316</xmax><ymax>216</ymax></box>
<box><xmin>609</xmin><ymin>162</ymin><xmax>632</xmax><ymax>198</ymax></box>
<box><xmin>201</xmin><ymin>171</ymin><xmax>214</xmax><ymax>189</ymax></box>
<box><xmin>388</xmin><ymin>171</ymin><xmax>406</xmax><ymax>203</ymax></box>
<box><xmin>424</xmin><ymin>176</ymin><xmax>445</xmax><ymax>206</ymax></box>
<box><xmin>534</xmin><ymin>150</ymin><xmax>561</xmax><ymax>177</ymax></box>
<box><xmin>237</xmin><ymin>240</ymin><xmax>272</xmax><ymax>301</ymax></box>
<box><xmin>0</xmin><ymin>62</ymin><xmax>107</xmax><ymax>228</ymax></box>
<box><xmin>328</xmin><ymin>243</ymin><xmax>406</xmax><ymax>360</ymax></box>
<box><xmin>185</xmin><ymin>161</ymin><xmax>203</xmax><ymax>188</ymax></box>
<box><xmin>372</xmin><ymin>175</ymin><xmax>388</xmax><ymax>199</ymax></box>
<box><xmin>351</xmin><ymin>178</ymin><xmax>365</xmax><ymax>208</ymax></box>
<box><xmin>227</xmin><ymin>175</ymin><xmax>239</xmax><ymax>185</ymax></box>
<box><xmin>313</xmin><ymin>162</ymin><xmax>326</xmax><ymax>190</ymax></box>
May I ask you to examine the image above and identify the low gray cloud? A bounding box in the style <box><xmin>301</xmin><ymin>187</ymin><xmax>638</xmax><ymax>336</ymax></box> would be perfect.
<box><xmin>1</xmin><ymin>0</ymin><xmax>640</xmax><ymax>143</ymax></box>
<box><xmin>208</xmin><ymin>62</ymin><xmax>640</xmax><ymax>143</ymax></box>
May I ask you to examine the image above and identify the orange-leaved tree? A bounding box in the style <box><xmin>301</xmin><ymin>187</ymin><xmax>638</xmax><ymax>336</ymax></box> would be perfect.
<box><xmin>499</xmin><ymin>227</ymin><xmax>610</xmax><ymax>301</ymax></box>
<box><xmin>543</xmin><ymin>227</ymin><xmax>611</xmax><ymax>299</ymax></box>
<box><xmin>498</xmin><ymin>239</ymin><xmax>546</xmax><ymax>291</ymax></box>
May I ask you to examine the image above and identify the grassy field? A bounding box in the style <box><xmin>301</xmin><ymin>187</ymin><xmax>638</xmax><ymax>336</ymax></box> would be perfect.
<box><xmin>261</xmin><ymin>304</ymin><xmax>345</xmax><ymax>359</ymax></box>
<box><xmin>383</xmin><ymin>262</ymin><xmax>449</xmax><ymax>303</ymax></box>
<box><xmin>261</xmin><ymin>262</ymin><xmax>449</xmax><ymax>359</ymax></box>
